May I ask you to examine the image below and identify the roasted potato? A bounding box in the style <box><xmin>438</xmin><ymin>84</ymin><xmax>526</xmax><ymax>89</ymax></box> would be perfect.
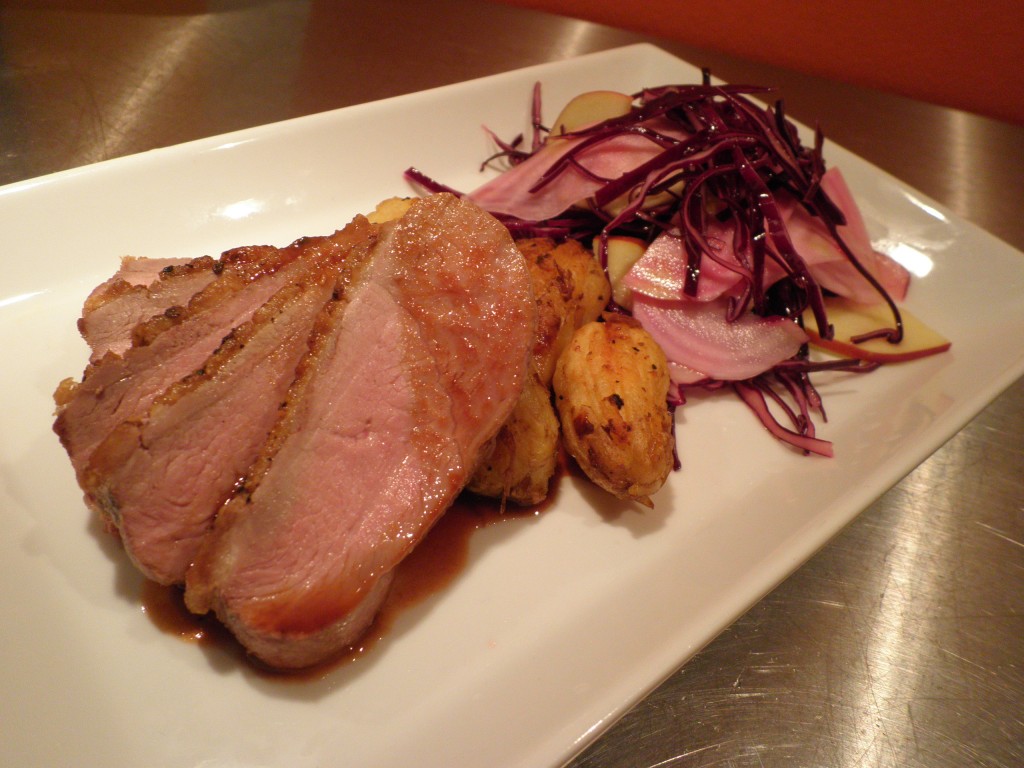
<box><xmin>366</xmin><ymin>196</ymin><xmax>414</xmax><ymax>223</ymax></box>
<box><xmin>467</xmin><ymin>370</ymin><xmax>560</xmax><ymax>507</ymax></box>
<box><xmin>553</xmin><ymin>314</ymin><xmax>673</xmax><ymax>507</ymax></box>
<box><xmin>546</xmin><ymin>238</ymin><xmax>611</xmax><ymax>328</ymax></box>
<box><xmin>469</xmin><ymin>238</ymin><xmax>657</xmax><ymax>508</ymax></box>
<box><xmin>517</xmin><ymin>238</ymin><xmax>578</xmax><ymax>387</ymax></box>
<box><xmin>466</xmin><ymin>238</ymin><xmax>579</xmax><ymax>506</ymax></box>
<box><xmin>516</xmin><ymin>237</ymin><xmax>612</xmax><ymax>383</ymax></box>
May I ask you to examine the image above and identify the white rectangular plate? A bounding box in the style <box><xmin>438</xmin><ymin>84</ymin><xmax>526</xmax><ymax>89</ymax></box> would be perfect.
<box><xmin>2</xmin><ymin>44</ymin><xmax>1023</xmax><ymax>768</ymax></box>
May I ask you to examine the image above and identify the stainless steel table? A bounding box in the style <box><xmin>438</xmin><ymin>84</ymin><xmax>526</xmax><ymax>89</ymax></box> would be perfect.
<box><xmin>2</xmin><ymin>2</ymin><xmax>1020</xmax><ymax>765</ymax></box>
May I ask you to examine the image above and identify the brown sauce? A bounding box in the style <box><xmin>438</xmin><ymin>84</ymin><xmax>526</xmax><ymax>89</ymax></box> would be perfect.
<box><xmin>139</xmin><ymin>580</ymin><xmax>231</xmax><ymax>645</ymax></box>
<box><xmin>138</xmin><ymin>487</ymin><xmax>556</xmax><ymax>678</ymax></box>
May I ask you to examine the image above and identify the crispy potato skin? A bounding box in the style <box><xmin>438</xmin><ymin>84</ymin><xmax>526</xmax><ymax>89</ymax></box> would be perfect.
<box><xmin>546</xmin><ymin>238</ymin><xmax>610</xmax><ymax>328</ymax></box>
<box><xmin>516</xmin><ymin>237</ymin><xmax>611</xmax><ymax>385</ymax></box>
<box><xmin>467</xmin><ymin>371</ymin><xmax>560</xmax><ymax>506</ymax></box>
<box><xmin>553</xmin><ymin>314</ymin><xmax>673</xmax><ymax>507</ymax></box>
<box><xmin>466</xmin><ymin>238</ymin><xmax>571</xmax><ymax>506</ymax></box>
<box><xmin>470</xmin><ymin>238</ymin><xmax>667</xmax><ymax>510</ymax></box>
<box><xmin>516</xmin><ymin>238</ymin><xmax>577</xmax><ymax>387</ymax></box>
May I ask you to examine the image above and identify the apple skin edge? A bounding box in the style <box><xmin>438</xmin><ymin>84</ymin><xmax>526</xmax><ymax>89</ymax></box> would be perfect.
<box><xmin>550</xmin><ymin>90</ymin><xmax>633</xmax><ymax>135</ymax></box>
<box><xmin>802</xmin><ymin>298</ymin><xmax>951</xmax><ymax>363</ymax></box>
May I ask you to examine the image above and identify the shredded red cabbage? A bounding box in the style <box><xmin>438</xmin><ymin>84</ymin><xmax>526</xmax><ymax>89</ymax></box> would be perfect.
<box><xmin>404</xmin><ymin>72</ymin><xmax>902</xmax><ymax>456</ymax></box>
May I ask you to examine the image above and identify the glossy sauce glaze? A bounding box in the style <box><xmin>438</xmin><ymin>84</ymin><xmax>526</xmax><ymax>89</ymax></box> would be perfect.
<box><xmin>138</xmin><ymin>487</ymin><xmax>557</xmax><ymax>675</ymax></box>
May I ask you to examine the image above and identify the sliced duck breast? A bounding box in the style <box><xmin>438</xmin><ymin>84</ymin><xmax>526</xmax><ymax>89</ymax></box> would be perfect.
<box><xmin>83</xmin><ymin>264</ymin><xmax>342</xmax><ymax>585</ymax></box>
<box><xmin>79</xmin><ymin>256</ymin><xmax>219</xmax><ymax>362</ymax></box>
<box><xmin>86</xmin><ymin>255</ymin><xmax>192</xmax><ymax>294</ymax></box>
<box><xmin>185</xmin><ymin>194</ymin><xmax>535</xmax><ymax>669</ymax></box>
<box><xmin>53</xmin><ymin>218</ymin><xmax>376</xmax><ymax>491</ymax></box>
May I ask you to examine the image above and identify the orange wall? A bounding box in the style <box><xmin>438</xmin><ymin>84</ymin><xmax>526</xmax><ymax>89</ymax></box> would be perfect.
<box><xmin>494</xmin><ymin>0</ymin><xmax>1024</xmax><ymax>125</ymax></box>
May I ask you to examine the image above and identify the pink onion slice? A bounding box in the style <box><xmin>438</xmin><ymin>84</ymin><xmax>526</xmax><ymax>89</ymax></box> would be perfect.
<box><xmin>624</xmin><ymin>168</ymin><xmax>908</xmax><ymax>307</ymax></box>
<box><xmin>467</xmin><ymin>119</ymin><xmax>689</xmax><ymax>223</ymax></box>
<box><xmin>632</xmin><ymin>294</ymin><xmax>808</xmax><ymax>381</ymax></box>
<box><xmin>466</xmin><ymin>134</ymin><xmax>657</xmax><ymax>221</ymax></box>
<box><xmin>624</xmin><ymin>226</ymin><xmax>788</xmax><ymax>303</ymax></box>
<box><xmin>784</xmin><ymin>168</ymin><xmax>910</xmax><ymax>303</ymax></box>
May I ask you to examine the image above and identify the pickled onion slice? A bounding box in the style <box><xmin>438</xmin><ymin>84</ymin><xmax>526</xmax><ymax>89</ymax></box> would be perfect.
<box><xmin>632</xmin><ymin>294</ymin><xmax>808</xmax><ymax>381</ymax></box>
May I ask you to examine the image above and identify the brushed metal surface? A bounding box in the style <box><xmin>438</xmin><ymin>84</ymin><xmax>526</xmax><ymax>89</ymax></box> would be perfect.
<box><xmin>2</xmin><ymin>2</ymin><xmax>1020</xmax><ymax>766</ymax></box>
<box><xmin>571</xmin><ymin>375</ymin><xmax>1024</xmax><ymax>767</ymax></box>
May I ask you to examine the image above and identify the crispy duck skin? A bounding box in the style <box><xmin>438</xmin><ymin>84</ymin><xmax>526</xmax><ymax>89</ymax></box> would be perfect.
<box><xmin>82</xmin><ymin>262</ymin><xmax>348</xmax><ymax>585</ymax></box>
<box><xmin>84</xmin><ymin>256</ymin><xmax>192</xmax><ymax>297</ymax></box>
<box><xmin>53</xmin><ymin>221</ymin><xmax>375</xmax><ymax>491</ymax></box>
<box><xmin>79</xmin><ymin>256</ymin><xmax>219</xmax><ymax>362</ymax></box>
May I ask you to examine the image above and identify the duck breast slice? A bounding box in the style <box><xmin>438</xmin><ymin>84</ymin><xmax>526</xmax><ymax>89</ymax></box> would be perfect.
<box><xmin>83</xmin><ymin>263</ymin><xmax>342</xmax><ymax>585</ymax></box>
<box><xmin>53</xmin><ymin>219</ymin><xmax>376</xmax><ymax>491</ymax></box>
<box><xmin>185</xmin><ymin>194</ymin><xmax>535</xmax><ymax>669</ymax></box>
<box><xmin>79</xmin><ymin>255</ymin><xmax>219</xmax><ymax>363</ymax></box>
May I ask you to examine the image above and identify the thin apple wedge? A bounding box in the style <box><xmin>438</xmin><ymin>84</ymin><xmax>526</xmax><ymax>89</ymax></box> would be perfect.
<box><xmin>601</xmin><ymin>235</ymin><xmax>646</xmax><ymax>309</ymax></box>
<box><xmin>803</xmin><ymin>297</ymin><xmax>951</xmax><ymax>362</ymax></box>
<box><xmin>550</xmin><ymin>90</ymin><xmax>633</xmax><ymax>135</ymax></box>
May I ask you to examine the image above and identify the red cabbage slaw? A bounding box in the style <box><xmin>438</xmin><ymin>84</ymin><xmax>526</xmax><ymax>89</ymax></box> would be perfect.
<box><xmin>405</xmin><ymin>72</ymin><xmax>909</xmax><ymax>457</ymax></box>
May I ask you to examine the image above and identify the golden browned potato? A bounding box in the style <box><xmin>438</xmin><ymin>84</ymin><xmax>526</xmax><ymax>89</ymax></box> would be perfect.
<box><xmin>553</xmin><ymin>313</ymin><xmax>673</xmax><ymax>507</ymax></box>
<box><xmin>467</xmin><ymin>370</ymin><xmax>560</xmax><ymax>507</ymax></box>
<box><xmin>546</xmin><ymin>238</ymin><xmax>611</xmax><ymax>328</ymax></box>
<box><xmin>465</xmin><ymin>238</ymin><xmax>580</xmax><ymax>506</ymax></box>
<box><xmin>517</xmin><ymin>238</ymin><xmax>577</xmax><ymax>387</ymax></box>
<box><xmin>366</xmin><ymin>196</ymin><xmax>414</xmax><ymax>223</ymax></box>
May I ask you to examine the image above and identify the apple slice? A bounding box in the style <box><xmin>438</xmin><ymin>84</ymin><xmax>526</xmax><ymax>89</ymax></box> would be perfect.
<box><xmin>600</xmin><ymin>235</ymin><xmax>646</xmax><ymax>309</ymax></box>
<box><xmin>550</xmin><ymin>90</ymin><xmax>633</xmax><ymax>135</ymax></box>
<box><xmin>803</xmin><ymin>297</ymin><xmax>951</xmax><ymax>362</ymax></box>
